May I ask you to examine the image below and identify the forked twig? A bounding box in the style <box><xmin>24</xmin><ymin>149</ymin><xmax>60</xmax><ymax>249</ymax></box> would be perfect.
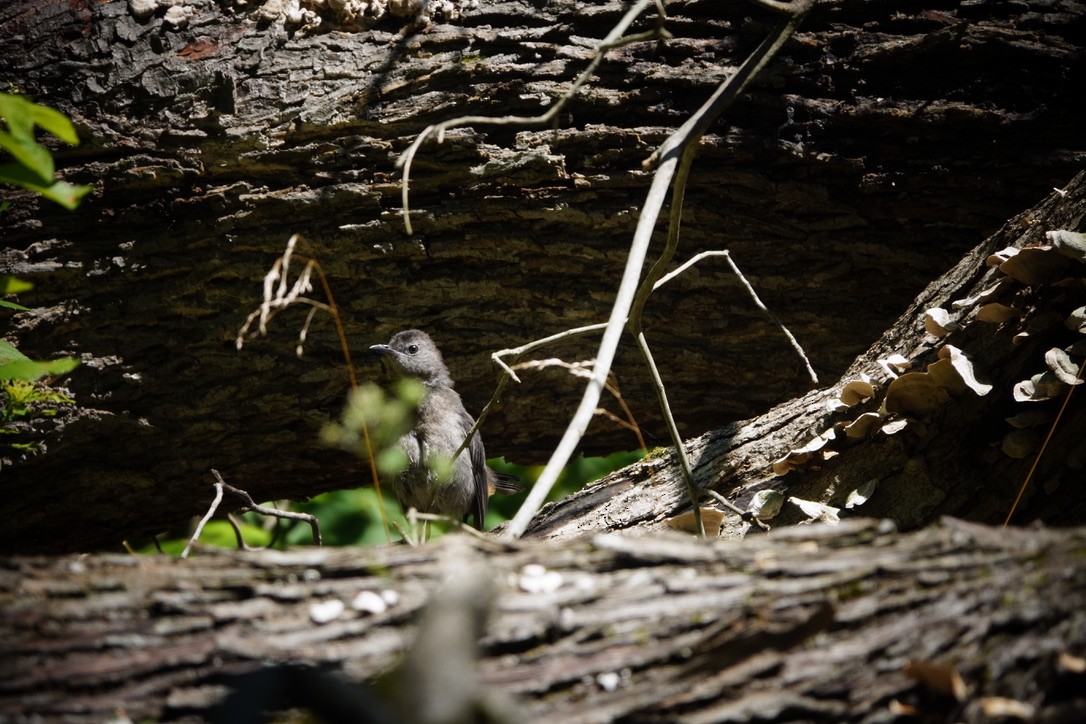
<box><xmin>510</xmin><ymin>357</ymin><xmax>647</xmax><ymax>451</ymax></box>
<box><xmin>655</xmin><ymin>250</ymin><xmax>818</xmax><ymax>384</ymax></box>
<box><xmin>448</xmin><ymin>323</ymin><xmax>608</xmax><ymax>462</ymax></box>
<box><xmin>180</xmin><ymin>469</ymin><xmax>322</xmax><ymax>559</ymax></box>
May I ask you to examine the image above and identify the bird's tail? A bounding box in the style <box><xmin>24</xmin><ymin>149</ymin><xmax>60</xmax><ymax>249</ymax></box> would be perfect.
<box><xmin>487</xmin><ymin>470</ymin><xmax>524</xmax><ymax>496</ymax></box>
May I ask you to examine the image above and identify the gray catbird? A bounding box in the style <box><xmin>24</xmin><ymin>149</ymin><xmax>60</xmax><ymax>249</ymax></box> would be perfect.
<box><xmin>370</xmin><ymin>329</ymin><xmax>520</xmax><ymax>530</ymax></box>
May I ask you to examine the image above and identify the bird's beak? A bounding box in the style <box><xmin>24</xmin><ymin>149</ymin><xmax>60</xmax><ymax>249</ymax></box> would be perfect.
<box><xmin>370</xmin><ymin>343</ymin><xmax>395</xmax><ymax>356</ymax></box>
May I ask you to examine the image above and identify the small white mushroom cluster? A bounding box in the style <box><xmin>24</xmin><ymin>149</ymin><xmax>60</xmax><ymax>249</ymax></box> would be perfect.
<box><xmin>129</xmin><ymin>0</ymin><xmax>480</xmax><ymax>33</ymax></box>
<box><xmin>277</xmin><ymin>0</ymin><xmax>479</xmax><ymax>32</ymax></box>
<box><xmin>128</xmin><ymin>0</ymin><xmax>196</xmax><ymax>28</ymax></box>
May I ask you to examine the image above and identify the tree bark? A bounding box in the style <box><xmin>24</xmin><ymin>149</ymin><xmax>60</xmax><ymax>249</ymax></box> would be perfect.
<box><xmin>521</xmin><ymin>171</ymin><xmax>1086</xmax><ymax>541</ymax></box>
<box><xmin>1</xmin><ymin>0</ymin><xmax>1083</xmax><ymax>551</ymax></box>
<box><xmin>3</xmin><ymin>518</ymin><xmax>1085</xmax><ymax>722</ymax></box>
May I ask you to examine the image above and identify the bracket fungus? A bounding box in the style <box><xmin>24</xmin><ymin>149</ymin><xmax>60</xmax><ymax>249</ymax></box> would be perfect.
<box><xmin>976</xmin><ymin>303</ymin><xmax>1020</xmax><ymax>324</ymax></box>
<box><xmin>997</xmin><ymin>244</ymin><xmax>1074</xmax><ymax>286</ymax></box>
<box><xmin>923</xmin><ymin>307</ymin><xmax>959</xmax><ymax>337</ymax></box>
<box><xmin>884</xmin><ymin>345</ymin><xmax>990</xmax><ymax>416</ymax></box>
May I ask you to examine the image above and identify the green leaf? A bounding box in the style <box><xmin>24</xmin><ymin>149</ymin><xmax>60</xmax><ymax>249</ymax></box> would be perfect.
<box><xmin>0</xmin><ymin>93</ymin><xmax>79</xmax><ymax>145</ymax></box>
<box><xmin>0</xmin><ymin>276</ymin><xmax>33</xmax><ymax>295</ymax></box>
<box><xmin>36</xmin><ymin>180</ymin><xmax>92</xmax><ymax>210</ymax></box>
<box><xmin>0</xmin><ymin>131</ymin><xmax>53</xmax><ymax>183</ymax></box>
<box><xmin>0</xmin><ymin>357</ymin><xmax>79</xmax><ymax>381</ymax></box>
<box><xmin>26</xmin><ymin>101</ymin><xmax>80</xmax><ymax>145</ymax></box>
<box><xmin>0</xmin><ymin>161</ymin><xmax>50</xmax><ymax>187</ymax></box>
<box><xmin>0</xmin><ymin>300</ymin><xmax>29</xmax><ymax>311</ymax></box>
<box><xmin>0</xmin><ymin>163</ymin><xmax>90</xmax><ymax>209</ymax></box>
<box><xmin>0</xmin><ymin>339</ymin><xmax>31</xmax><ymax>364</ymax></box>
<box><xmin>0</xmin><ymin>93</ymin><xmax>34</xmax><ymax>138</ymax></box>
<box><xmin>0</xmin><ymin>95</ymin><xmax>85</xmax><ymax>207</ymax></box>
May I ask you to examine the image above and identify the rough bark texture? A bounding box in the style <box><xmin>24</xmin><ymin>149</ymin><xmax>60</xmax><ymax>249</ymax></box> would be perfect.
<box><xmin>3</xmin><ymin>518</ymin><xmax>1085</xmax><ymax>722</ymax></box>
<box><xmin>520</xmin><ymin>171</ymin><xmax>1086</xmax><ymax>542</ymax></box>
<box><xmin>0</xmin><ymin>0</ymin><xmax>1084</xmax><ymax>551</ymax></box>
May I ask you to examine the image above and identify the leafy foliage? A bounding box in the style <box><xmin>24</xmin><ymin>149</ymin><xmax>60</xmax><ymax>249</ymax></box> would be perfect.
<box><xmin>0</xmin><ymin>93</ymin><xmax>91</xmax><ymax>209</ymax></box>
<box><xmin>0</xmin><ymin>377</ymin><xmax>75</xmax><ymax>454</ymax></box>
<box><xmin>0</xmin><ymin>276</ymin><xmax>79</xmax><ymax>449</ymax></box>
<box><xmin>0</xmin><ymin>97</ymin><xmax>85</xmax><ymax>450</ymax></box>
<box><xmin>321</xmin><ymin>379</ymin><xmax>425</xmax><ymax>479</ymax></box>
<box><xmin>0</xmin><ymin>277</ymin><xmax>80</xmax><ymax>385</ymax></box>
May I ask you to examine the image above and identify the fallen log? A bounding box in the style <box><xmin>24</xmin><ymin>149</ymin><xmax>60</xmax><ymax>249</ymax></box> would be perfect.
<box><xmin>2</xmin><ymin>518</ymin><xmax>1085</xmax><ymax>722</ymax></box>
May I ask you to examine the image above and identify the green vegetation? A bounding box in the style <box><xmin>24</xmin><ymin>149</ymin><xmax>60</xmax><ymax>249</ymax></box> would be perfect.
<box><xmin>278</xmin><ymin>450</ymin><xmax>643</xmax><ymax>546</ymax></box>
<box><xmin>321</xmin><ymin>379</ymin><xmax>425</xmax><ymax>480</ymax></box>
<box><xmin>142</xmin><ymin>449</ymin><xmax>644</xmax><ymax>552</ymax></box>
<box><xmin>1</xmin><ymin>96</ymin><xmax>85</xmax><ymax>454</ymax></box>
<box><xmin>0</xmin><ymin>93</ymin><xmax>91</xmax><ymax>210</ymax></box>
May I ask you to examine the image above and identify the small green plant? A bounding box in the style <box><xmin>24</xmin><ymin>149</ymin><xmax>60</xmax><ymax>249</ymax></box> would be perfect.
<box><xmin>0</xmin><ymin>377</ymin><xmax>75</xmax><ymax>454</ymax></box>
<box><xmin>0</xmin><ymin>93</ymin><xmax>91</xmax><ymax>210</ymax></box>
<box><xmin>1</xmin><ymin>378</ymin><xmax>74</xmax><ymax>419</ymax></box>
<box><xmin>0</xmin><ymin>277</ymin><xmax>79</xmax><ymax>383</ymax></box>
<box><xmin>0</xmin><ymin>330</ymin><xmax>78</xmax><ymax>454</ymax></box>
<box><xmin>322</xmin><ymin>379</ymin><xmax>426</xmax><ymax>479</ymax></box>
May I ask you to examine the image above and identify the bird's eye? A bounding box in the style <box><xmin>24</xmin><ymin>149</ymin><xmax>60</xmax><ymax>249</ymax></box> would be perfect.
<box><xmin>407</xmin><ymin>344</ymin><xmax>419</xmax><ymax>354</ymax></box>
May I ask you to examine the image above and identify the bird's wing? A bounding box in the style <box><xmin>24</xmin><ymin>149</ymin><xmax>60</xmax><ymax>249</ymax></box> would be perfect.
<box><xmin>463</xmin><ymin>410</ymin><xmax>488</xmax><ymax>530</ymax></box>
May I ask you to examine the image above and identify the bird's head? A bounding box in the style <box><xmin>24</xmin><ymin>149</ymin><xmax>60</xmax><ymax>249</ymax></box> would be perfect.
<box><xmin>370</xmin><ymin>329</ymin><xmax>453</xmax><ymax>387</ymax></box>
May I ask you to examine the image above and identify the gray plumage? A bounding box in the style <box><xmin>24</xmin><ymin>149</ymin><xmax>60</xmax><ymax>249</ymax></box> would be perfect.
<box><xmin>370</xmin><ymin>329</ymin><xmax>489</xmax><ymax>529</ymax></box>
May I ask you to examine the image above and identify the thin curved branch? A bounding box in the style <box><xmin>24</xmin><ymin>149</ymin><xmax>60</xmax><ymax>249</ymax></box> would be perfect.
<box><xmin>448</xmin><ymin>322</ymin><xmax>609</xmax><ymax>464</ymax></box>
<box><xmin>628</xmin><ymin>143</ymin><xmax>703</xmax><ymax>535</ymax></box>
<box><xmin>655</xmin><ymin>250</ymin><xmax>819</xmax><ymax>385</ymax></box>
<box><xmin>504</xmin><ymin>0</ymin><xmax>816</xmax><ymax>539</ymax></box>
<box><xmin>396</xmin><ymin>0</ymin><xmax>668</xmax><ymax>234</ymax></box>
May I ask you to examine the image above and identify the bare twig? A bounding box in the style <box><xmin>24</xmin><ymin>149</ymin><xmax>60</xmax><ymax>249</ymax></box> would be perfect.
<box><xmin>226</xmin><ymin>513</ymin><xmax>248</xmax><ymax>550</ymax></box>
<box><xmin>635</xmin><ymin>330</ymin><xmax>705</xmax><ymax>532</ymax></box>
<box><xmin>181</xmin><ymin>470</ymin><xmax>322</xmax><ymax>558</ymax></box>
<box><xmin>654</xmin><ymin>250</ymin><xmax>819</xmax><ymax>384</ymax></box>
<box><xmin>180</xmin><ymin>478</ymin><xmax>225</xmax><ymax>559</ymax></box>
<box><xmin>226</xmin><ymin>513</ymin><xmax>266</xmax><ymax>551</ymax></box>
<box><xmin>643</xmin><ymin>1</ymin><xmax>814</xmax><ymax>171</ymax></box>
<box><xmin>1003</xmin><ymin>356</ymin><xmax>1085</xmax><ymax>526</ymax></box>
<box><xmin>411</xmin><ymin>511</ymin><xmax>501</xmax><ymax>545</ymax></box>
<box><xmin>448</xmin><ymin>322</ymin><xmax>609</xmax><ymax>463</ymax></box>
<box><xmin>396</xmin><ymin>0</ymin><xmax>668</xmax><ymax>234</ymax></box>
<box><xmin>509</xmin><ymin>357</ymin><xmax>647</xmax><ymax>450</ymax></box>
<box><xmin>628</xmin><ymin>143</ymin><xmax>704</xmax><ymax>536</ymax></box>
<box><xmin>504</xmin><ymin>0</ymin><xmax>815</xmax><ymax>540</ymax></box>
<box><xmin>703</xmin><ymin>489</ymin><xmax>771</xmax><ymax>532</ymax></box>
